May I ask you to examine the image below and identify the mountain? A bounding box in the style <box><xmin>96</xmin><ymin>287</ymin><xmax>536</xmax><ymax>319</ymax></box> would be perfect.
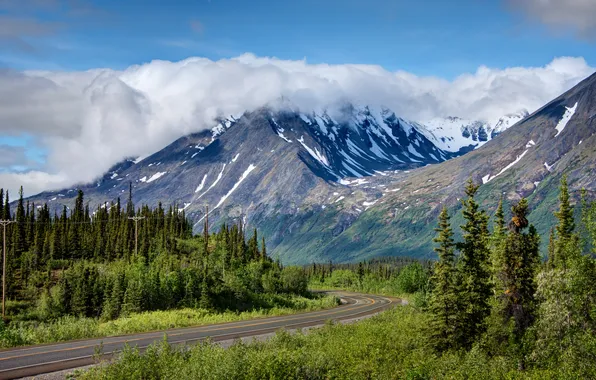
<box><xmin>25</xmin><ymin>72</ymin><xmax>596</xmax><ymax>264</ymax></box>
<box><xmin>313</xmin><ymin>72</ymin><xmax>596</xmax><ymax>262</ymax></box>
<box><xmin>26</xmin><ymin>104</ymin><xmax>461</xmax><ymax>218</ymax></box>
<box><xmin>421</xmin><ymin>111</ymin><xmax>529</xmax><ymax>152</ymax></box>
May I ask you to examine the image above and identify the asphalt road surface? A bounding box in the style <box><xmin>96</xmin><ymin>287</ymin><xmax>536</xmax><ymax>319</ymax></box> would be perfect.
<box><xmin>0</xmin><ymin>292</ymin><xmax>398</xmax><ymax>379</ymax></box>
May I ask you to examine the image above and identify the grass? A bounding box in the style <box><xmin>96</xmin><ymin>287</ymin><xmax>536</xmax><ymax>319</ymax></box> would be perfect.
<box><xmin>0</xmin><ymin>294</ymin><xmax>339</xmax><ymax>349</ymax></box>
<box><xmin>77</xmin><ymin>305</ymin><xmax>584</xmax><ymax>380</ymax></box>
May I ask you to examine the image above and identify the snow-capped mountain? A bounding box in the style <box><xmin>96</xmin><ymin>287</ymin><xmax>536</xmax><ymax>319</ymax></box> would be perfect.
<box><xmin>25</xmin><ymin>94</ymin><xmax>562</xmax><ymax>264</ymax></box>
<box><xmin>271</xmin><ymin>105</ymin><xmax>457</xmax><ymax>181</ymax></box>
<box><xmin>420</xmin><ymin>111</ymin><xmax>529</xmax><ymax>152</ymax></box>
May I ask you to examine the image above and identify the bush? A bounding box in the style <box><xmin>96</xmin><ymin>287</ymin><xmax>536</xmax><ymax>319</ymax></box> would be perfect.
<box><xmin>328</xmin><ymin>269</ymin><xmax>358</xmax><ymax>288</ymax></box>
<box><xmin>394</xmin><ymin>263</ymin><xmax>429</xmax><ymax>294</ymax></box>
<box><xmin>280</xmin><ymin>267</ymin><xmax>308</xmax><ymax>295</ymax></box>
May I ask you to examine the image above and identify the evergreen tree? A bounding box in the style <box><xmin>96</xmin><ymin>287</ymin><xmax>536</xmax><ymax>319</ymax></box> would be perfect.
<box><xmin>495</xmin><ymin>199</ymin><xmax>540</xmax><ymax>340</ymax></box>
<box><xmin>199</xmin><ymin>276</ymin><xmax>211</xmax><ymax>310</ymax></box>
<box><xmin>547</xmin><ymin>228</ymin><xmax>556</xmax><ymax>269</ymax></box>
<box><xmin>357</xmin><ymin>262</ymin><xmax>365</xmax><ymax>287</ymax></box>
<box><xmin>248</xmin><ymin>229</ymin><xmax>259</xmax><ymax>260</ymax></box>
<box><xmin>455</xmin><ymin>179</ymin><xmax>492</xmax><ymax>349</ymax></box>
<box><xmin>553</xmin><ymin>175</ymin><xmax>578</xmax><ymax>269</ymax></box>
<box><xmin>261</xmin><ymin>237</ymin><xmax>267</xmax><ymax>261</ymax></box>
<box><xmin>122</xmin><ymin>278</ymin><xmax>143</xmax><ymax>316</ymax></box>
<box><xmin>3</xmin><ymin>191</ymin><xmax>10</xmax><ymax>219</ymax></box>
<box><xmin>491</xmin><ymin>197</ymin><xmax>507</xmax><ymax>287</ymax></box>
<box><xmin>429</xmin><ymin>206</ymin><xmax>459</xmax><ymax>351</ymax></box>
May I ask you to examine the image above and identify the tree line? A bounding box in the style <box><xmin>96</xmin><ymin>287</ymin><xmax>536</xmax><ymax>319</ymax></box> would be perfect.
<box><xmin>428</xmin><ymin>176</ymin><xmax>596</xmax><ymax>370</ymax></box>
<box><xmin>0</xmin><ymin>185</ymin><xmax>192</xmax><ymax>299</ymax></box>
<box><xmin>0</xmin><ymin>185</ymin><xmax>310</xmax><ymax>322</ymax></box>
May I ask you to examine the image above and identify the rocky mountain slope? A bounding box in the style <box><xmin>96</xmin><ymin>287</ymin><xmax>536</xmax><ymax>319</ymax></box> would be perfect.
<box><xmin>25</xmin><ymin>73</ymin><xmax>596</xmax><ymax>264</ymax></box>
<box><xmin>308</xmin><ymin>72</ymin><xmax>596</xmax><ymax>262</ymax></box>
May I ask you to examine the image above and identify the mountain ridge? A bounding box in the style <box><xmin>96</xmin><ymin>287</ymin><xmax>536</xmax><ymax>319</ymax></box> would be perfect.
<box><xmin>22</xmin><ymin>73</ymin><xmax>596</xmax><ymax>263</ymax></box>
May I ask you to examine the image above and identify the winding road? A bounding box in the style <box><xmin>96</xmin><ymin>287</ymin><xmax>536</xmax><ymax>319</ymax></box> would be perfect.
<box><xmin>0</xmin><ymin>292</ymin><xmax>398</xmax><ymax>379</ymax></box>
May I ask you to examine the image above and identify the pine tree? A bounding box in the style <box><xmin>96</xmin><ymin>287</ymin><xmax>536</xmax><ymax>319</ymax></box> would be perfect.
<box><xmin>122</xmin><ymin>278</ymin><xmax>143</xmax><ymax>316</ymax></box>
<box><xmin>429</xmin><ymin>206</ymin><xmax>459</xmax><ymax>351</ymax></box>
<box><xmin>357</xmin><ymin>262</ymin><xmax>365</xmax><ymax>287</ymax></box>
<box><xmin>3</xmin><ymin>191</ymin><xmax>10</xmax><ymax>219</ymax></box>
<box><xmin>495</xmin><ymin>199</ymin><xmax>540</xmax><ymax>339</ymax></box>
<box><xmin>248</xmin><ymin>229</ymin><xmax>259</xmax><ymax>260</ymax></box>
<box><xmin>261</xmin><ymin>237</ymin><xmax>267</xmax><ymax>261</ymax></box>
<box><xmin>199</xmin><ymin>276</ymin><xmax>211</xmax><ymax>310</ymax></box>
<box><xmin>553</xmin><ymin>175</ymin><xmax>579</xmax><ymax>269</ymax></box>
<box><xmin>456</xmin><ymin>179</ymin><xmax>492</xmax><ymax>349</ymax></box>
<box><xmin>547</xmin><ymin>228</ymin><xmax>556</xmax><ymax>269</ymax></box>
<box><xmin>491</xmin><ymin>197</ymin><xmax>507</xmax><ymax>286</ymax></box>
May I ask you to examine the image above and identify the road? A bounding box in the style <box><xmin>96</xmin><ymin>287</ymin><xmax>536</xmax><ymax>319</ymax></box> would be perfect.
<box><xmin>0</xmin><ymin>292</ymin><xmax>398</xmax><ymax>379</ymax></box>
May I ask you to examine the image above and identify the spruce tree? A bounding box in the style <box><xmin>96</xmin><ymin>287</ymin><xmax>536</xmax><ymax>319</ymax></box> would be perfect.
<box><xmin>429</xmin><ymin>206</ymin><xmax>458</xmax><ymax>351</ymax></box>
<box><xmin>456</xmin><ymin>179</ymin><xmax>492</xmax><ymax>349</ymax></box>
<box><xmin>547</xmin><ymin>228</ymin><xmax>556</xmax><ymax>269</ymax></box>
<box><xmin>553</xmin><ymin>175</ymin><xmax>579</xmax><ymax>269</ymax></box>
<box><xmin>199</xmin><ymin>276</ymin><xmax>211</xmax><ymax>310</ymax></box>
<box><xmin>357</xmin><ymin>262</ymin><xmax>365</xmax><ymax>287</ymax></box>
<box><xmin>490</xmin><ymin>198</ymin><xmax>507</xmax><ymax>286</ymax></box>
<box><xmin>495</xmin><ymin>199</ymin><xmax>540</xmax><ymax>339</ymax></box>
<box><xmin>248</xmin><ymin>229</ymin><xmax>259</xmax><ymax>260</ymax></box>
<box><xmin>261</xmin><ymin>236</ymin><xmax>267</xmax><ymax>261</ymax></box>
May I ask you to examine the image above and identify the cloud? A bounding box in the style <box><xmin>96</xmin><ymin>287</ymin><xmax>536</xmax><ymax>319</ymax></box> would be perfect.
<box><xmin>506</xmin><ymin>0</ymin><xmax>596</xmax><ymax>38</ymax></box>
<box><xmin>0</xmin><ymin>54</ymin><xmax>593</xmax><ymax>196</ymax></box>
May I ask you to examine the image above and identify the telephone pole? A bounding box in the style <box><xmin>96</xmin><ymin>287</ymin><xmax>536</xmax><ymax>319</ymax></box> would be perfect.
<box><xmin>0</xmin><ymin>220</ymin><xmax>15</xmax><ymax>319</ymax></box>
<box><xmin>204</xmin><ymin>206</ymin><xmax>209</xmax><ymax>249</ymax></box>
<box><xmin>128</xmin><ymin>216</ymin><xmax>145</xmax><ymax>257</ymax></box>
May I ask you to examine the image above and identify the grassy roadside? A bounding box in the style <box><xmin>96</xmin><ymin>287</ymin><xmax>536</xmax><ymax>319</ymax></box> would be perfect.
<box><xmin>77</xmin><ymin>304</ymin><xmax>567</xmax><ymax>380</ymax></box>
<box><xmin>0</xmin><ymin>294</ymin><xmax>339</xmax><ymax>349</ymax></box>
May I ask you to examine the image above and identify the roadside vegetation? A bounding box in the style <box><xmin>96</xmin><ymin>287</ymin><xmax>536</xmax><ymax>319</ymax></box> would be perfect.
<box><xmin>306</xmin><ymin>257</ymin><xmax>431</xmax><ymax>304</ymax></box>
<box><xmin>80</xmin><ymin>176</ymin><xmax>596</xmax><ymax>379</ymax></box>
<box><xmin>0</xmin><ymin>186</ymin><xmax>335</xmax><ymax>348</ymax></box>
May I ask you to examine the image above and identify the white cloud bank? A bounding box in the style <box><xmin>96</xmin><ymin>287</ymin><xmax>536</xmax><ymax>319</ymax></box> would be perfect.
<box><xmin>0</xmin><ymin>54</ymin><xmax>594</xmax><ymax>196</ymax></box>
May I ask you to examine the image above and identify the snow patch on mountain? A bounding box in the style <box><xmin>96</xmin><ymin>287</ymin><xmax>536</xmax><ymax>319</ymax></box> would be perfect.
<box><xmin>198</xmin><ymin>164</ymin><xmax>226</xmax><ymax>199</ymax></box>
<box><xmin>297</xmin><ymin>135</ymin><xmax>329</xmax><ymax>166</ymax></box>
<box><xmin>484</xmin><ymin>150</ymin><xmax>529</xmax><ymax>183</ymax></box>
<box><xmin>555</xmin><ymin>102</ymin><xmax>578</xmax><ymax>137</ymax></box>
<box><xmin>213</xmin><ymin>164</ymin><xmax>256</xmax><ymax>210</ymax></box>
<box><xmin>145</xmin><ymin>172</ymin><xmax>167</xmax><ymax>183</ymax></box>
<box><xmin>195</xmin><ymin>174</ymin><xmax>208</xmax><ymax>193</ymax></box>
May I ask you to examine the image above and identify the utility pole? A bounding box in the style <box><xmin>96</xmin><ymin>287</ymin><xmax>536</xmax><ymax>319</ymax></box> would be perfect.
<box><xmin>128</xmin><ymin>216</ymin><xmax>145</xmax><ymax>257</ymax></box>
<box><xmin>0</xmin><ymin>220</ymin><xmax>14</xmax><ymax>319</ymax></box>
<box><xmin>204</xmin><ymin>206</ymin><xmax>209</xmax><ymax>250</ymax></box>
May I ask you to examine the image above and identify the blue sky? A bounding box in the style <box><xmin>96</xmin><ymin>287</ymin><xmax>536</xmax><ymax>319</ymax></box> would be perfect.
<box><xmin>0</xmin><ymin>0</ymin><xmax>594</xmax><ymax>78</ymax></box>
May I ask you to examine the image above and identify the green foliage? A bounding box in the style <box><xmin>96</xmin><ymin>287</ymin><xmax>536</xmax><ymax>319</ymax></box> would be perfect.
<box><xmin>280</xmin><ymin>266</ymin><xmax>308</xmax><ymax>295</ymax></box>
<box><xmin>394</xmin><ymin>262</ymin><xmax>429</xmax><ymax>294</ymax></box>
<box><xmin>455</xmin><ymin>179</ymin><xmax>492</xmax><ymax>349</ymax></box>
<box><xmin>428</xmin><ymin>207</ymin><xmax>459</xmax><ymax>351</ymax></box>
<box><xmin>307</xmin><ymin>257</ymin><xmax>431</xmax><ymax>298</ymax></box>
<box><xmin>79</xmin><ymin>305</ymin><xmax>595</xmax><ymax>380</ymax></box>
<box><xmin>0</xmin><ymin>294</ymin><xmax>337</xmax><ymax>348</ymax></box>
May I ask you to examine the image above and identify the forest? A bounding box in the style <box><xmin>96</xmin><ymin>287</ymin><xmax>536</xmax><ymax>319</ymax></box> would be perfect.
<box><xmin>80</xmin><ymin>176</ymin><xmax>596</xmax><ymax>379</ymax></box>
<box><xmin>0</xmin><ymin>185</ymin><xmax>332</xmax><ymax>347</ymax></box>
